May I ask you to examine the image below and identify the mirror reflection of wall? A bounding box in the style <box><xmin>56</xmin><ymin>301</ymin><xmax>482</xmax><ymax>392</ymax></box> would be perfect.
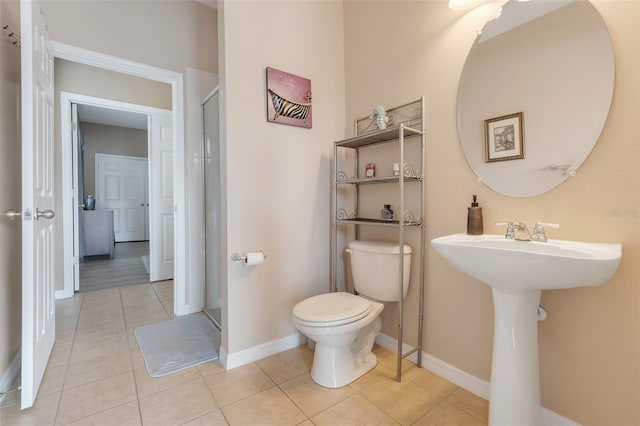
<box><xmin>457</xmin><ymin>0</ymin><xmax>614</xmax><ymax>197</ymax></box>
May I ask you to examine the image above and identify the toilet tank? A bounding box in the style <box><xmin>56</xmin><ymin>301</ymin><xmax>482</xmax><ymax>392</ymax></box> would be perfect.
<box><xmin>347</xmin><ymin>240</ymin><xmax>412</xmax><ymax>302</ymax></box>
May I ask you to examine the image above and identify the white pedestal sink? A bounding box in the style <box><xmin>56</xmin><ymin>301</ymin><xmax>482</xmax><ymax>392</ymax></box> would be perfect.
<box><xmin>431</xmin><ymin>234</ymin><xmax>622</xmax><ymax>426</ymax></box>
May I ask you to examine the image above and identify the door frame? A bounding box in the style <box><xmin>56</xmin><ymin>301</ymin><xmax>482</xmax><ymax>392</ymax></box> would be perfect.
<box><xmin>53</xmin><ymin>42</ymin><xmax>190</xmax><ymax>316</ymax></box>
<box><xmin>60</xmin><ymin>92</ymin><xmax>170</xmax><ymax>294</ymax></box>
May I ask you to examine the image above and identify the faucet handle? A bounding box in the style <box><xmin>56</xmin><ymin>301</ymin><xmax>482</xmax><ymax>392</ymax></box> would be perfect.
<box><xmin>532</xmin><ymin>222</ymin><xmax>559</xmax><ymax>242</ymax></box>
<box><xmin>495</xmin><ymin>221</ymin><xmax>516</xmax><ymax>239</ymax></box>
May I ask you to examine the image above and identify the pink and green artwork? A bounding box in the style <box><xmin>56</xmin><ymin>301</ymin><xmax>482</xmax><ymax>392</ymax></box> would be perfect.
<box><xmin>266</xmin><ymin>66</ymin><xmax>312</xmax><ymax>129</ymax></box>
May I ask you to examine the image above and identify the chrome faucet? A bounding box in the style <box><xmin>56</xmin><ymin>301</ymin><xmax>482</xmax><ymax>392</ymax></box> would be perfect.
<box><xmin>495</xmin><ymin>221</ymin><xmax>532</xmax><ymax>241</ymax></box>
<box><xmin>531</xmin><ymin>222</ymin><xmax>560</xmax><ymax>242</ymax></box>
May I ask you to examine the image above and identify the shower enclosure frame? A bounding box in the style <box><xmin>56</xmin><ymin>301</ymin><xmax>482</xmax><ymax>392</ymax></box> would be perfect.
<box><xmin>202</xmin><ymin>87</ymin><xmax>223</xmax><ymax>331</ymax></box>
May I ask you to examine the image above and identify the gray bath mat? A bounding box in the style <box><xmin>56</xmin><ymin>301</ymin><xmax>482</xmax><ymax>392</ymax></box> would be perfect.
<box><xmin>134</xmin><ymin>313</ymin><xmax>220</xmax><ymax>377</ymax></box>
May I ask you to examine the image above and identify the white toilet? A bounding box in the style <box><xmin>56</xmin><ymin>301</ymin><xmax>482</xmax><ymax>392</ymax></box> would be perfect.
<box><xmin>292</xmin><ymin>240</ymin><xmax>412</xmax><ymax>388</ymax></box>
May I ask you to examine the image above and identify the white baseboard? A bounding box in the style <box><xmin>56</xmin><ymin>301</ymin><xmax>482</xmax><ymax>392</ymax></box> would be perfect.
<box><xmin>375</xmin><ymin>333</ymin><xmax>580</xmax><ymax>426</ymax></box>
<box><xmin>219</xmin><ymin>346</ymin><xmax>228</xmax><ymax>369</ymax></box>
<box><xmin>541</xmin><ymin>407</ymin><xmax>581</xmax><ymax>426</ymax></box>
<box><xmin>55</xmin><ymin>289</ymin><xmax>72</xmax><ymax>300</ymax></box>
<box><xmin>1</xmin><ymin>349</ymin><xmax>21</xmax><ymax>393</ymax></box>
<box><xmin>224</xmin><ymin>332</ymin><xmax>306</xmax><ymax>370</ymax></box>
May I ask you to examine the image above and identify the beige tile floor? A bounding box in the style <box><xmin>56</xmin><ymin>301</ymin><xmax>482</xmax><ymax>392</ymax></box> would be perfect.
<box><xmin>0</xmin><ymin>282</ymin><xmax>488</xmax><ymax>425</ymax></box>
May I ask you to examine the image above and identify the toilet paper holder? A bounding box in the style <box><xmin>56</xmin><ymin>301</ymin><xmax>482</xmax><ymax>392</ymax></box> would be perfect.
<box><xmin>230</xmin><ymin>251</ymin><xmax>267</xmax><ymax>263</ymax></box>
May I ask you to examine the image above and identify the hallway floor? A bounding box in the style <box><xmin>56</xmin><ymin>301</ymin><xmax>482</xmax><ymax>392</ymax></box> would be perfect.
<box><xmin>0</xmin><ymin>283</ymin><xmax>488</xmax><ymax>425</ymax></box>
<box><xmin>79</xmin><ymin>241</ymin><xmax>150</xmax><ymax>292</ymax></box>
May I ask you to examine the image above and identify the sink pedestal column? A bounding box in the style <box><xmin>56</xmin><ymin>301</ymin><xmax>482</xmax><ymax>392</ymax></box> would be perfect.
<box><xmin>490</xmin><ymin>288</ymin><xmax>542</xmax><ymax>426</ymax></box>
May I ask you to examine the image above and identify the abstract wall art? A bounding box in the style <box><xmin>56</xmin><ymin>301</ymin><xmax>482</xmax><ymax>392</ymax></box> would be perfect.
<box><xmin>266</xmin><ymin>66</ymin><xmax>312</xmax><ymax>129</ymax></box>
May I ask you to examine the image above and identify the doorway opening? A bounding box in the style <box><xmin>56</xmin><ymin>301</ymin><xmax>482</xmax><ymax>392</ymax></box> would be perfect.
<box><xmin>76</xmin><ymin>106</ymin><xmax>150</xmax><ymax>291</ymax></box>
<box><xmin>61</xmin><ymin>92</ymin><xmax>175</xmax><ymax>298</ymax></box>
<box><xmin>52</xmin><ymin>42</ymin><xmax>193</xmax><ymax>317</ymax></box>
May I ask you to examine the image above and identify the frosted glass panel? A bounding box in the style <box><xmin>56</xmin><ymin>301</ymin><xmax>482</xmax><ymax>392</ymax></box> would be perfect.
<box><xmin>203</xmin><ymin>91</ymin><xmax>221</xmax><ymax>328</ymax></box>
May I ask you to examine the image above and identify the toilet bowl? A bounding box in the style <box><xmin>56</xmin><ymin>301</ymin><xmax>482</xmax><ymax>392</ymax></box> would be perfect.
<box><xmin>293</xmin><ymin>292</ymin><xmax>383</xmax><ymax>388</ymax></box>
<box><xmin>292</xmin><ymin>240</ymin><xmax>412</xmax><ymax>388</ymax></box>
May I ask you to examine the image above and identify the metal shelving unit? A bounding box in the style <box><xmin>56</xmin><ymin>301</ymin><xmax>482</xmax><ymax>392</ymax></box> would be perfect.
<box><xmin>331</xmin><ymin>97</ymin><xmax>425</xmax><ymax>382</ymax></box>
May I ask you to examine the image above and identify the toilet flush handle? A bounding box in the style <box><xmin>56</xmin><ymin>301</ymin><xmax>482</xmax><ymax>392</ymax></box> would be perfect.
<box><xmin>345</xmin><ymin>248</ymin><xmax>352</xmax><ymax>255</ymax></box>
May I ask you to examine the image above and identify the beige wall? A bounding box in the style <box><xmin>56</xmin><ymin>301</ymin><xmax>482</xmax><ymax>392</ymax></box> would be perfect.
<box><xmin>0</xmin><ymin>0</ymin><xmax>22</xmax><ymax>386</ymax></box>
<box><xmin>219</xmin><ymin>0</ymin><xmax>346</xmax><ymax>353</ymax></box>
<box><xmin>41</xmin><ymin>0</ymin><xmax>217</xmax><ymax>75</ymax></box>
<box><xmin>55</xmin><ymin>59</ymin><xmax>173</xmax><ymax>110</ymax></box>
<box><xmin>343</xmin><ymin>1</ymin><xmax>639</xmax><ymax>424</ymax></box>
<box><xmin>81</xmin><ymin>122</ymin><xmax>149</xmax><ymax>196</ymax></box>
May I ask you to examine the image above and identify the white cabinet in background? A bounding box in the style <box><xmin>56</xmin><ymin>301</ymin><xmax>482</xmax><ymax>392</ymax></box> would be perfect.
<box><xmin>82</xmin><ymin>209</ymin><xmax>115</xmax><ymax>258</ymax></box>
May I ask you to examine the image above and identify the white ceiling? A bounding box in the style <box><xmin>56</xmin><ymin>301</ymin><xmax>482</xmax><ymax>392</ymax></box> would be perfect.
<box><xmin>77</xmin><ymin>104</ymin><xmax>148</xmax><ymax>130</ymax></box>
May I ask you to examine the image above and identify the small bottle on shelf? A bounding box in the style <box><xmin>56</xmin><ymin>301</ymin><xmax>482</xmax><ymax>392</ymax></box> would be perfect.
<box><xmin>365</xmin><ymin>163</ymin><xmax>376</xmax><ymax>178</ymax></box>
<box><xmin>381</xmin><ymin>204</ymin><xmax>394</xmax><ymax>221</ymax></box>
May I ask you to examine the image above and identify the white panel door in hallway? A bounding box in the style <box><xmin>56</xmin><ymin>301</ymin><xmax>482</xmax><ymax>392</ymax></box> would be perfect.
<box><xmin>149</xmin><ymin>113</ymin><xmax>174</xmax><ymax>281</ymax></box>
<box><xmin>95</xmin><ymin>154</ymin><xmax>148</xmax><ymax>242</ymax></box>
<box><xmin>19</xmin><ymin>0</ymin><xmax>56</xmax><ymax>409</ymax></box>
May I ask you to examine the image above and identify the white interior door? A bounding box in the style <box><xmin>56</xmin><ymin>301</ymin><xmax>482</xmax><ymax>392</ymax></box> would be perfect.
<box><xmin>95</xmin><ymin>154</ymin><xmax>147</xmax><ymax>242</ymax></box>
<box><xmin>149</xmin><ymin>114</ymin><xmax>174</xmax><ymax>281</ymax></box>
<box><xmin>20</xmin><ymin>0</ymin><xmax>56</xmax><ymax>409</ymax></box>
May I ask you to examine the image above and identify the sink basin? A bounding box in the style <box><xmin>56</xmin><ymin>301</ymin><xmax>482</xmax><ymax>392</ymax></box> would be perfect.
<box><xmin>431</xmin><ymin>233</ymin><xmax>621</xmax><ymax>291</ymax></box>
<box><xmin>431</xmin><ymin>233</ymin><xmax>621</xmax><ymax>425</ymax></box>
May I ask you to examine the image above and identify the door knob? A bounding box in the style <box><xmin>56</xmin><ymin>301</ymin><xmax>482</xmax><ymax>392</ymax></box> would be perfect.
<box><xmin>36</xmin><ymin>208</ymin><xmax>55</xmax><ymax>220</ymax></box>
<box><xmin>3</xmin><ymin>209</ymin><xmax>21</xmax><ymax>220</ymax></box>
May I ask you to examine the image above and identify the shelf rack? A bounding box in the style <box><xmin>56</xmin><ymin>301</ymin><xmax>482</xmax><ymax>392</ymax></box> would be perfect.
<box><xmin>331</xmin><ymin>97</ymin><xmax>425</xmax><ymax>382</ymax></box>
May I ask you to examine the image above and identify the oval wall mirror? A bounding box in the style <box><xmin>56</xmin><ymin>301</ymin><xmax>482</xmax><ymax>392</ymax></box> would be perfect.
<box><xmin>456</xmin><ymin>0</ymin><xmax>614</xmax><ymax>197</ymax></box>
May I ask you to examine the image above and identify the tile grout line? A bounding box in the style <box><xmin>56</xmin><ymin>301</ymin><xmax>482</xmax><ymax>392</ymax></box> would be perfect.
<box><xmin>51</xmin><ymin>293</ymin><xmax>85</xmax><ymax>425</ymax></box>
<box><xmin>150</xmin><ymin>281</ymin><xmax>173</xmax><ymax>319</ymax></box>
<box><xmin>119</xmin><ymin>286</ymin><xmax>145</xmax><ymax>425</ymax></box>
<box><xmin>190</xmin><ymin>349</ymin><xmax>228</xmax><ymax>425</ymax></box>
<box><xmin>411</xmin><ymin>397</ymin><xmax>451</xmax><ymax>425</ymax></box>
<box><xmin>56</xmin><ymin>291</ymin><xmax>134</xmax><ymax>425</ymax></box>
<box><xmin>255</xmin><ymin>362</ymin><xmax>312</xmax><ymax>423</ymax></box>
<box><xmin>173</xmin><ymin>377</ymin><xmax>231</xmax><ymax>426</ymax></box>
<box><xmin>254</xmin><ymin>352</ymin><xmax>398</xmax><ymax>424</ymax></box>
<box><xmin>54</xmin><ymin>289</ymin><xmax>140</xmax><ymax>424</ymax></box>
<box><xmin>444</xmin><ymin>388</ymin><xmax>488</xmax><ymax>424</ymax></box>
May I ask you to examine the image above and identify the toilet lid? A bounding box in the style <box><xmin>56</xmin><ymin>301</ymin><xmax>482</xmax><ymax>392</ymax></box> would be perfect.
<box><xmin>293</xmin><ymin>292</ymin><xmax>372</xmax><ymax>326</ymax></box>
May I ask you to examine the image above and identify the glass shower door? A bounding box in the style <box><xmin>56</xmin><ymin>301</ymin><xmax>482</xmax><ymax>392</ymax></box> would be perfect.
<box><xmin>203</xmin><ymin>89</ymin><xmax>222</xmax><ymax>330</ymax></box>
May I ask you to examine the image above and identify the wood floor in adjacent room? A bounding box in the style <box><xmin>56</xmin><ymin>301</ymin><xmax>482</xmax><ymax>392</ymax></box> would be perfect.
<box><xmin>79</xmin><ymin>241</ymin><xmax>150</xmax><ymax>292</ymax></box>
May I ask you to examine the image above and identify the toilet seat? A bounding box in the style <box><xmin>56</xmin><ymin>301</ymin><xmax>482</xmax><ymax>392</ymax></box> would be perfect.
<box><xmin>293</xmin><ymin>292</ymin><xmax>372</xmax><ymax>327</ymax></box>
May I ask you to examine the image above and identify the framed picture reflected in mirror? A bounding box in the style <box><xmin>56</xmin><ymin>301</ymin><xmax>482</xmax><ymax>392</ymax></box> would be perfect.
<box><xmin>485</xmin><ymin>112</ymin><xmax>524</xmax><ymax>163</ymax></box>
